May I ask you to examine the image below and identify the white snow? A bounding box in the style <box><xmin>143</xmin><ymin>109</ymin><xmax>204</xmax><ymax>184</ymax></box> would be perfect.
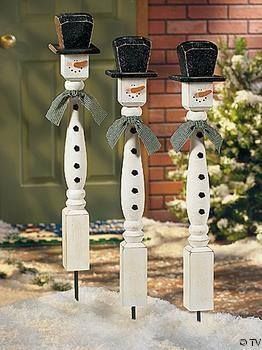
<box><xmin>143</xmin><ymin>217</ymin><xmax>262</xmax><ymax>264</ymax></box>
<box><xmin>0</xmin><ymin>287</ymin><xmax>261</xmax><ymax>350</ymax></box>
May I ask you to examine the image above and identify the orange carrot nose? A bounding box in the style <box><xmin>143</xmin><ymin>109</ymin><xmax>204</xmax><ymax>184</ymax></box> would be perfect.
<box><xmin>73</xmin><ymin>60</ymin><xmax>88</xmax><ymax>68</ymax></box>
<box><xmin>129</xmin><ymin>85</ymin><xmax>145</xmax><ymax>93</ymax></box>
<box><xmin>194</xmin><ymin>89</ymin><xmax>212</xmax><ymax>98</ymax></box>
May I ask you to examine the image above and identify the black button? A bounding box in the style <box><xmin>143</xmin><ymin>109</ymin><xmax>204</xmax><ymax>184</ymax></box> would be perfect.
<box><xmin>198</xmin><ymin>174</ymin><xmax>205</xmax><ymax>180</ymax></box>
<box><xmin>197</xmin><ymin>152</ymin><xmax>204</xmax><ymax>159</ymax></box>
<box><xmin>74</xmin><ymin>163</ymin><xmax>80</xmax><ymax>169</ymax></box>
<box><xmin>190</xmin><ymin>126</ymin><xmax>194</xmax><ymax>130</ymax></box>
<box><xmin>196</xmin><ymin>132</ymin><xmax>203</xmax><ymax>138</ymax></box>
<box><xmin>131</xmin><ymin>148</ymin><xmax>137</xmax><ymax>154</ymax></box>
<box><xmin>74</xmin><ymin>145</ymin><xmax>80</xmax><ymax>152</ymax></box>
<box><xmin>132</xmin><ymin>188</ymin><xmax>138</xmax><ymax>194</ymax></box>
<box><xmin>130</xmin><ymin>127</ymin><xmax>137</xmax><ymax>134</ymax></box>
<box><xmin>131</xmin><ymin>170</ymin><xmax>138</xmax><ymax>176</ymax></box>
<box><xmin>132</xmin><ymin>205</ymin><xmax>138</xmax><ymax>210</ymax></box>
<box><xmin>73</xmin><ymin>104</ymin><xmax>79</xmax><ymax>110</ymax></box>
<box><xmin>74</xmin><ymin>177</ymin><xmax>80</xmax><ymax>183</ymax></box>
<box><xmin>199</xmin><ymin>192</ymin><xmax>205</xmax><ymax>198</ymax></box>
<box><xmin>199</xmin><ymin>209</ymin><xmax>205</xmax><ymax>215</ymax></box>
<box><xmin>73</xmin><ymin>125</ymin><xmax>79</xmax><ymax>132</ymax></box>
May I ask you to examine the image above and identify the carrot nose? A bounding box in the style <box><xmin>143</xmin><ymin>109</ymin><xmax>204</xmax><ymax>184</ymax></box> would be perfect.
<box><xmin>194</xmin><ymin>89</ymin><xmax>212</xmax><ymax>98</ymax></box>
<box><xmin>129</xmin><ymin>85</ymin><xmax>145</xmax><ymax>93</ymax></box>
<box><xmin>73</xmin><ymin>60</ymin><xmax>88</xmax><ymax>68</ymax></box>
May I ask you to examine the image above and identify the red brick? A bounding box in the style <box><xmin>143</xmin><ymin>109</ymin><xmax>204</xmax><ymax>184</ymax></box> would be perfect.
<box><xmin>148</xmin><ymin>79</ymin><xmax>165</xmax><ymax>93</ymax></box>
<box><xmin>147</xmin><ymin>210</ymin><xmax>175</xmax><ymax>222</ymax></box>
<box><xmin>229</xmin><ymin>34</ymin><xmax>262</xmax><ymax>48</ymax></box>
<box><xmin>187</xmin><ymin>34</ymin><xmax>227</xmax><ymax>43</ymax></box>
<box><xmin>149</xmin><ymin>94</ymin><xmax>181</xmax><ymax>108</ymax></box>
<box><xmin>229</xmin><ymin>5</ymin><xmax>262</xmax><ymax>18</ymax></box>
<box><xmin>188</xmin><ymin>5</ymin><xmax>227</xmax><ymax>18</ymax></box>
<box><xmin>150</xmin><ymin>123</ymin><xmax>176</xmax><ymax>137</ymax></box>
<box><xmin>208</xmin><ymin>20</ymin><xmax>247</xmax><ymax>33</ymax></box>
<box><xmin>166</xmin><ymin>109</ymin><xmax>185</xmax><ymax>122</ymax></box>
<box><xmin>150</xmin><ymin>196</ymin><xmax>164</xmax><ymax>209</ymax></box>
<box><xmin>150</xmin><ymin>181</ymin><xmax>183</xmax><ymax>194</ymax></box>
<box><xmin>167</xmin><ymin>20</ymin><xmax>207</xmax><ymax>34</ymax></box>
<box><xmin>149</xmin><ymin>0</ymin><xmax>166</xmax><ymax>3</ymax></box>
<box><xmin>150</xmin><ymin>35</ymin><xmax>186</xmax><ymax>49</ymax></box>
<box><xmin>149</xmin><ymin>167</ymin><xmax>164</xmax><ymax>180</ymax></box>
<box><xmin>166</xmin><ymin>50</ymin><xmax>179</xmax><ymax>64</ymax></box>
<box><xmin>148</xmin><ymin>109</ymin><xmax>165</xmax><ymax>123</ymax></box>
<box><xmin>149</xmin><ymin>64</ymin><xmax>181</xmax><ymax>79</ymax></box>
<box><xmin>249</xmin><ymin>0</ymin><xmax>262</xmax><ymax>3</ymax></box>
<box><xmin>209</xmin><ymin>0</ymin><xmax>247</xmax><ymax>3</ymax></box>
<box><xmin>149</xmin><ymin>5</ymin><xmax>186</xmax><ymax>19</ymax></box>
<box><xmin>166</xmin><ymin>80</ymin><xmax>181</xmax><ymax>93</ymax></box>
<box><xmin>168</xmin><ymin>0</ymin><xmax>207</xmax><ymax>3</ymax></box>
<box><xmin>249</xmin><ymin>21</ymin><xmax>262</xmax><ymax>33</ymax></box>
<box><xmin>149</xmin><ymin>153</ymin><xmax>173</xmax><ymax>166</ymax></box>
<box><xmin>150</xmin><ymin>50</ymin><xmax>166</xmax><ymax>64</ymax></box>
<box><xmin>149</xmin><ymin>20</ymin><xmax>165</xmax><ymax>34</ymax></box>
<box><xmin>165</xmin><ymin>138</ymin><xmax>173</xmax><ymax>151</ymax></box>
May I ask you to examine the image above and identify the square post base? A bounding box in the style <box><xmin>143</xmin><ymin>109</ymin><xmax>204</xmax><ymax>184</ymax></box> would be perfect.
<box><xmin>62</xmin><ymin>208</ymin><xmax>89</xmax><ymax>271</ymax></box>
<box><xmin>183</xmin><ymin>245</ymin><xmax>214</xmax><ymax>311</ymax></box>
<box><xmin>120</xmin><ymin>241</ymin><xmax>147</xmax><ymax>306</ymax></box>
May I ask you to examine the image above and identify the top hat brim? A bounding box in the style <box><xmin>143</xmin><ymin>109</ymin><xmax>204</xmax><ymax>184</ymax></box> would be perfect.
<box><xmin>169</xmin><ymin>75</ymin><xmax>225</xmax><ymax>82</ymax></box>
<box><xmin>49</xmin><ymin>43</ymin><xmax>100</xmax><ymax>55</ymax></box>
<box><xmin>105</xmin><ymin>70</ymin><xmax>158</xmax><ymax>78</ymax></box>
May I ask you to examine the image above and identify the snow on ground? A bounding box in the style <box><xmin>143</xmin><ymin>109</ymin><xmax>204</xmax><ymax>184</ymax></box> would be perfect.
<box><xmin>143</xmin><ymin>218</ymin><xmax>262</xmax><ymax>264</ymax></box>
<box><xmin>0</xmin><ymin>287</ymin><xmax>261</xmax><ymax>350</ymax></box>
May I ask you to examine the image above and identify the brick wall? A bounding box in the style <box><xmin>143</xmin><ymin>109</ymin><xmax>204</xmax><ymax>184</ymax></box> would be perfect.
<box><xmin>147</xmin><ymin>0</ymin><xmax>262</xmax><ymax>221</ymax></box>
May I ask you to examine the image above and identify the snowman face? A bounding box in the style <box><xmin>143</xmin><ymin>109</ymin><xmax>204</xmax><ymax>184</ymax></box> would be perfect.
<box><xmin>182</xmin><ymin>82</ymin><xmax>213</xmax><ymax>111</ymax></box>
<box><xmin>60</xmin><ymin>54</ymin><xmax>89</xmax><ymax>80</ymax></box>
<box><xmin>117</xmin><ymin>78</ymin><xmax>147</xmax><ymax>107</ymax></box>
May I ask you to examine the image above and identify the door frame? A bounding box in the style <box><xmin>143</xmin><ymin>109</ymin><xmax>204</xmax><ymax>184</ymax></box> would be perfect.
<box><xmin>137</xmin><ymin>0</ymin><xmax>150</xmax><ymax>216</ymax></box>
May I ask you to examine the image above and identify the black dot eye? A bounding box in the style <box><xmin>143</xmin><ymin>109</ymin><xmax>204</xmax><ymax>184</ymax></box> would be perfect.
<box><xmin>73</xmin><ymin>125</ymin><xmax>79</xmax><ymax>132</ymax></box>
<box><xmin>197</xmin><ymin>152</ymin><xmax>204</xmax><ymax>159</ymax></box>
<box><xmin>196</xmin><ymin>132</ymin><xmax>203</xmax><ymax>138</ymax></box>
<box><xmin>198</xmin><ymin>174</ymin><xmax>205</xmax><ymax>180</ymax></box>
<box><xmin>132</xmin><ymin>205</ymin><xmax>138</xmax><ymax>210</ymax></box>
<box><xmin>74</xmin><ymin>177</ymin><xmax>80</xmax><ymax>183</ymax></box>
<box><xmin>74</xmin><ymin>163</ymin><xmax>80</xmax><ymax>169</ymax></box>
<box><xmin>132</xmin><ymin>188</ymin><xmax>138</xmax><ymax>194</ymax></box>
<box><xmin>73</xmin><ymin>104</ymin><xmax>79</xmax><ymax>110</ymax></box>
<box><xmin>131</xmin><ymin>170</ymin><xmax>138</xmax><ymax>176</ymax></box>
<box><xmin>130</xmin><ymin>127</ymin><xmax>137</xmax><ymax>134</ymax></box>
<box><xmin>199</xmin><ymin>209</ymin><xmax>205</xmax><ymax>215</ymax></box>
<box><xmin>74</xmin><ymin>145</ymin><xmax>80</xmax><ymax>152</ymax></box>
<box><xmin>199</xmin><ymin>192</ymin><xmax>205</xmax><ymax>198</ymax></box>
<box><xmin>131</xmin><ymin>148</ymin><xmax>137</xmax><ymax>154</ymax></box>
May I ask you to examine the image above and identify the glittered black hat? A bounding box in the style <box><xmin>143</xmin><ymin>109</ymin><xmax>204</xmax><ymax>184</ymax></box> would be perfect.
<box><xmin>169</xmin><ymin>41</ymin><xmax>225</xmax><ymax>82</ymax></box>
<box><xmin>105</xmin><ymin>36</ymin><xmax>157</xmax><ymax>78</ymax></box>
<box><xmin>49</xmin><ymin>13</ymin><xmax>100</xmax><ymax>55</ymax></box>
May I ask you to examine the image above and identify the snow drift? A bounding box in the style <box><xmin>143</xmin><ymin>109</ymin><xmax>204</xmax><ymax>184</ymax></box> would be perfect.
<box><xmin>0</xmin><ymin>287</ymin><xmax>261</xmax><ymax>350</ymax></box>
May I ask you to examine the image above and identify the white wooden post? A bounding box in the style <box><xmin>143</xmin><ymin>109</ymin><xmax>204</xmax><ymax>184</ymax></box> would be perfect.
<box><xmin>60</xmin><ymin>55</ymin><xmax>90</xmax><ymax>300</ymax></box>
<box><xmin>117</xmin><ymin>79</ymin><xmax>148</xmax><ymax>319</ymax></box>
<box><xmin>181</xmin><ymin>83</ymin><xmax>215</xmax><ymax>321</ymax></box>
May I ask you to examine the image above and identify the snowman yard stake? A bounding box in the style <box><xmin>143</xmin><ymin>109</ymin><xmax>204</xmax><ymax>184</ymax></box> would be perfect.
<box><xmin>105</xmin><ymin>36</ymin><xmax>161</xmax><ymax>319</ymax></box>
<box><xmin>45</xmin><ymin>13</ymin><xmax>107</xmax><ymax>301</ymax></box>
<box><xmin>169</xmin><ymin>41</ymin><xmax>224</xmax><ymax>322</ymax></box>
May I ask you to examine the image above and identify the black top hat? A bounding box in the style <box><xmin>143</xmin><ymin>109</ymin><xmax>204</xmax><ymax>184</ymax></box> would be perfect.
<box><xmin>169</xmin><ymin>41</ymin><xmax>225</xmax><ymax>82</ymax></box>
<box><xmin>49</xmin><ymin>13</ymin><xmax>100</xmax><ymax>55</ymax></box>
<box><xmin>105</xmin><ymin>36</ymin><xmax>157</xmax><ymax>78</ymax></box>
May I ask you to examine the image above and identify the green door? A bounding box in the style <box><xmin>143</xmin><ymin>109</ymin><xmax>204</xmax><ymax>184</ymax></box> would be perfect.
<box><xmin>0</xmin><ymin>0</ymin><xmax>136</xmax><ymax>223</ymax></box>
